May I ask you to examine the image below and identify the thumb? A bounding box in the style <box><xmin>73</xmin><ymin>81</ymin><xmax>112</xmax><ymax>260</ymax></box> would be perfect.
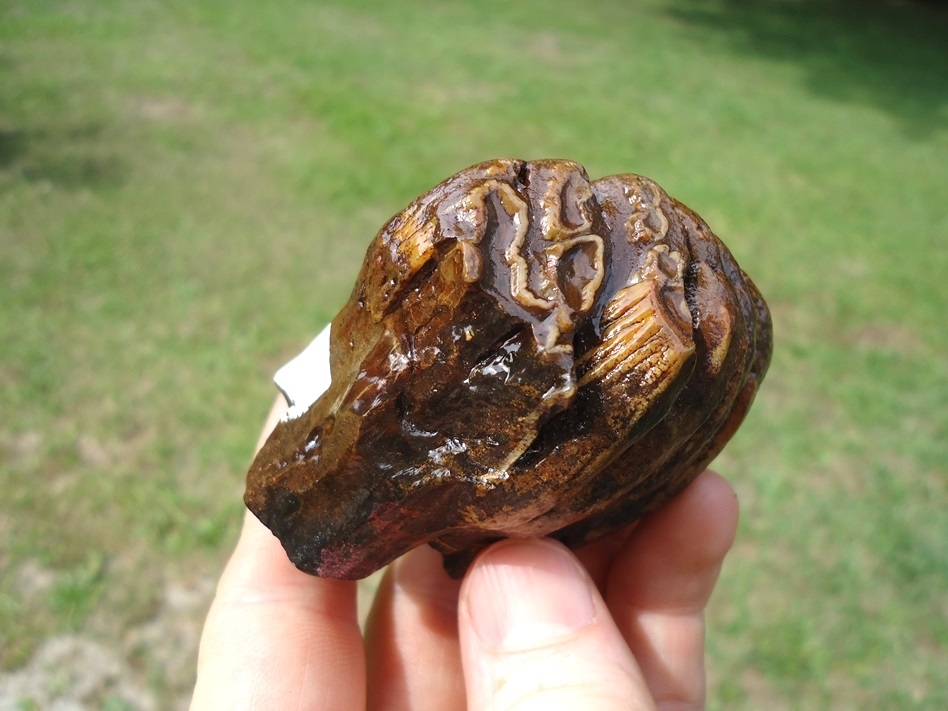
<box><xmin>459</xmin><ymin>538</ymin><xmax>656</xmax><ymax>711</ymax></box>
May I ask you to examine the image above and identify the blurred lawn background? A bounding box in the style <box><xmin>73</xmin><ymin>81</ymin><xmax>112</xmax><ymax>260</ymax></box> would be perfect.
<box><xmin>1</xmin><ymin>0</ymin><xmax>946</xmax><ymax>708</ymax></box>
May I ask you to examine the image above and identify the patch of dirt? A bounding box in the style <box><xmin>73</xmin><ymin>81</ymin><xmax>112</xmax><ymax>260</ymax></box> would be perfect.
<box><xmin>844</xmin><ymin>322</ymin><xmax>927</xmax><ymax>354</ymax></box>
<box><xmin>0</xmin><ymin>430</ymin><xmax>43</xmax><ymax>467</ymax></box>
<box><xmin>526</xmin><ymin>31</ymin><xmax>563</xmax><ymax>62</ymax></box>
<box><xmin>132</xmin><ymin>98</ymin><xmax>195</xmax><ymax>123</ymax></box>
<box><xmin>0</xmin><ymin>558</ymin><xmax>390</xmax><ymax>710</ymax></box>
<box><xmin>14</xmin><ymin>559</ymin><xmax>57</xmax><ymax>598</ymax></box>
<box><xmin>123</xmin><ymin>577</ymin><xmax>216</xmax><ymax>700</ymax></box>
<box><xmin>0</xmin><ymin>635</ymin><xmax>155</xmax><ymax>711</ymax></box>
<box><xmin>0</xmin><ymin>574</ymin><xmax>216</xmax><ymax>711</ymax></box>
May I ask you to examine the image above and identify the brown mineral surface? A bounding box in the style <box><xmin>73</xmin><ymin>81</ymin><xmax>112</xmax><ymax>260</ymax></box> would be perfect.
<box><xmin>245</xmin><ymin>158</ymin><xmax>773</xmax><ymax>579</ymax></box>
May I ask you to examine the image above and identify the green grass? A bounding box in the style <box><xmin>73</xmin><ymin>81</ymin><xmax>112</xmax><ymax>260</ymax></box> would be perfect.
<box><xmin>2</xmin><ymin>0</ymin><xmax>946</xmax><ymax>707</ymax></box>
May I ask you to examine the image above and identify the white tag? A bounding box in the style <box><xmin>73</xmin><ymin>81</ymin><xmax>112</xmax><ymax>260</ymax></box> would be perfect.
<box><xmin>274</xmin><ymin>324</ymin><xmax>333</xmax><ymax>421</ymax></box>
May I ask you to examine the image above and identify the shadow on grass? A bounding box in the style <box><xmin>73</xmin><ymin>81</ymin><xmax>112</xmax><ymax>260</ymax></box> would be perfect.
<box><xmin>0</xmin><ymin>124</ymin><xmax>126</xmax><ymax>189</ymax></box>
<box><xmin>664</xmin><ymin>0</ymin><xmax>948</xmax><ymax>138</ymax></box>
<box><xmin>0</xmin><ymin>128</ymin><xmax>27</xmax><ymax>167</ymax></box>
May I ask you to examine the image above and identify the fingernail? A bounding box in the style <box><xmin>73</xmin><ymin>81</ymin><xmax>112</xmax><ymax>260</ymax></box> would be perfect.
<box><xmin>465</xmin><ymin>539</ymin><xmax>596</xmax><ymax>650</ymax></box>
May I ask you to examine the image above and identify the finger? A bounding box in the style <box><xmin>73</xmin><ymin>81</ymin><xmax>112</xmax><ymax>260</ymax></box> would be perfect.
<box><xmin>191</xmin><ymin>511</ymin><xmax>365</xmax><ymax>710</ymax></box>
<box><xmin>605</xmin><ymin>470</ymin><xmax>739</xmax><ymax>711</ymax></box>
<box><xmin>364</xmin><ymin>545</ymin><xmax>466</xmax><ymax>710</ymax></box>
<box><xmin>460</xmin><ymin>538</ymin><xmax>657</xmax><ymax>711</ymax></box>
<box><xmin>574</xmin><ymin>523</ymin><xmax>639</xmax><ymax>591</ymax></box>
<box><xmin>255</xmin><ymin>393</ymin><xmax>291</xmax><ymax>452</ymax></box>
<box><xmin>192</xmin><ymin>394</ymin><xmax>365</xmax><ymax>710</ymax></box>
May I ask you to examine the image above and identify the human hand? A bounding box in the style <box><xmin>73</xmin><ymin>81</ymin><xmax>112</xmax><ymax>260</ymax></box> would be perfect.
<box><xmin>191</xmin><ymin>397</ymin><xmax>739</xmax><ymax>710</ymax></box>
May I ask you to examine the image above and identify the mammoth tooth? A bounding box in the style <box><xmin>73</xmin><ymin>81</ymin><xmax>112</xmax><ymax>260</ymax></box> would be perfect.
<box><xmin>245</xmin><ymin>158</ymin><xmax>773</xmax><ymax>579</ymax></box>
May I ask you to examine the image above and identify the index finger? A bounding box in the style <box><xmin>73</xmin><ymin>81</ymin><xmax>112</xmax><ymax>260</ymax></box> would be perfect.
<box><xmin>191</xmin><ymin>397</ymin><xmax>365</xmax><ymax>710</ymax></box>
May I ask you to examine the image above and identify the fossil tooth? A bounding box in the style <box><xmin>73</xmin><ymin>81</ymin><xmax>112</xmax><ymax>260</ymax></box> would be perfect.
<box><xmin>245</xmin><ymin>159</ymin><xmax>772</xmax><ymax>579</ymax></box>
